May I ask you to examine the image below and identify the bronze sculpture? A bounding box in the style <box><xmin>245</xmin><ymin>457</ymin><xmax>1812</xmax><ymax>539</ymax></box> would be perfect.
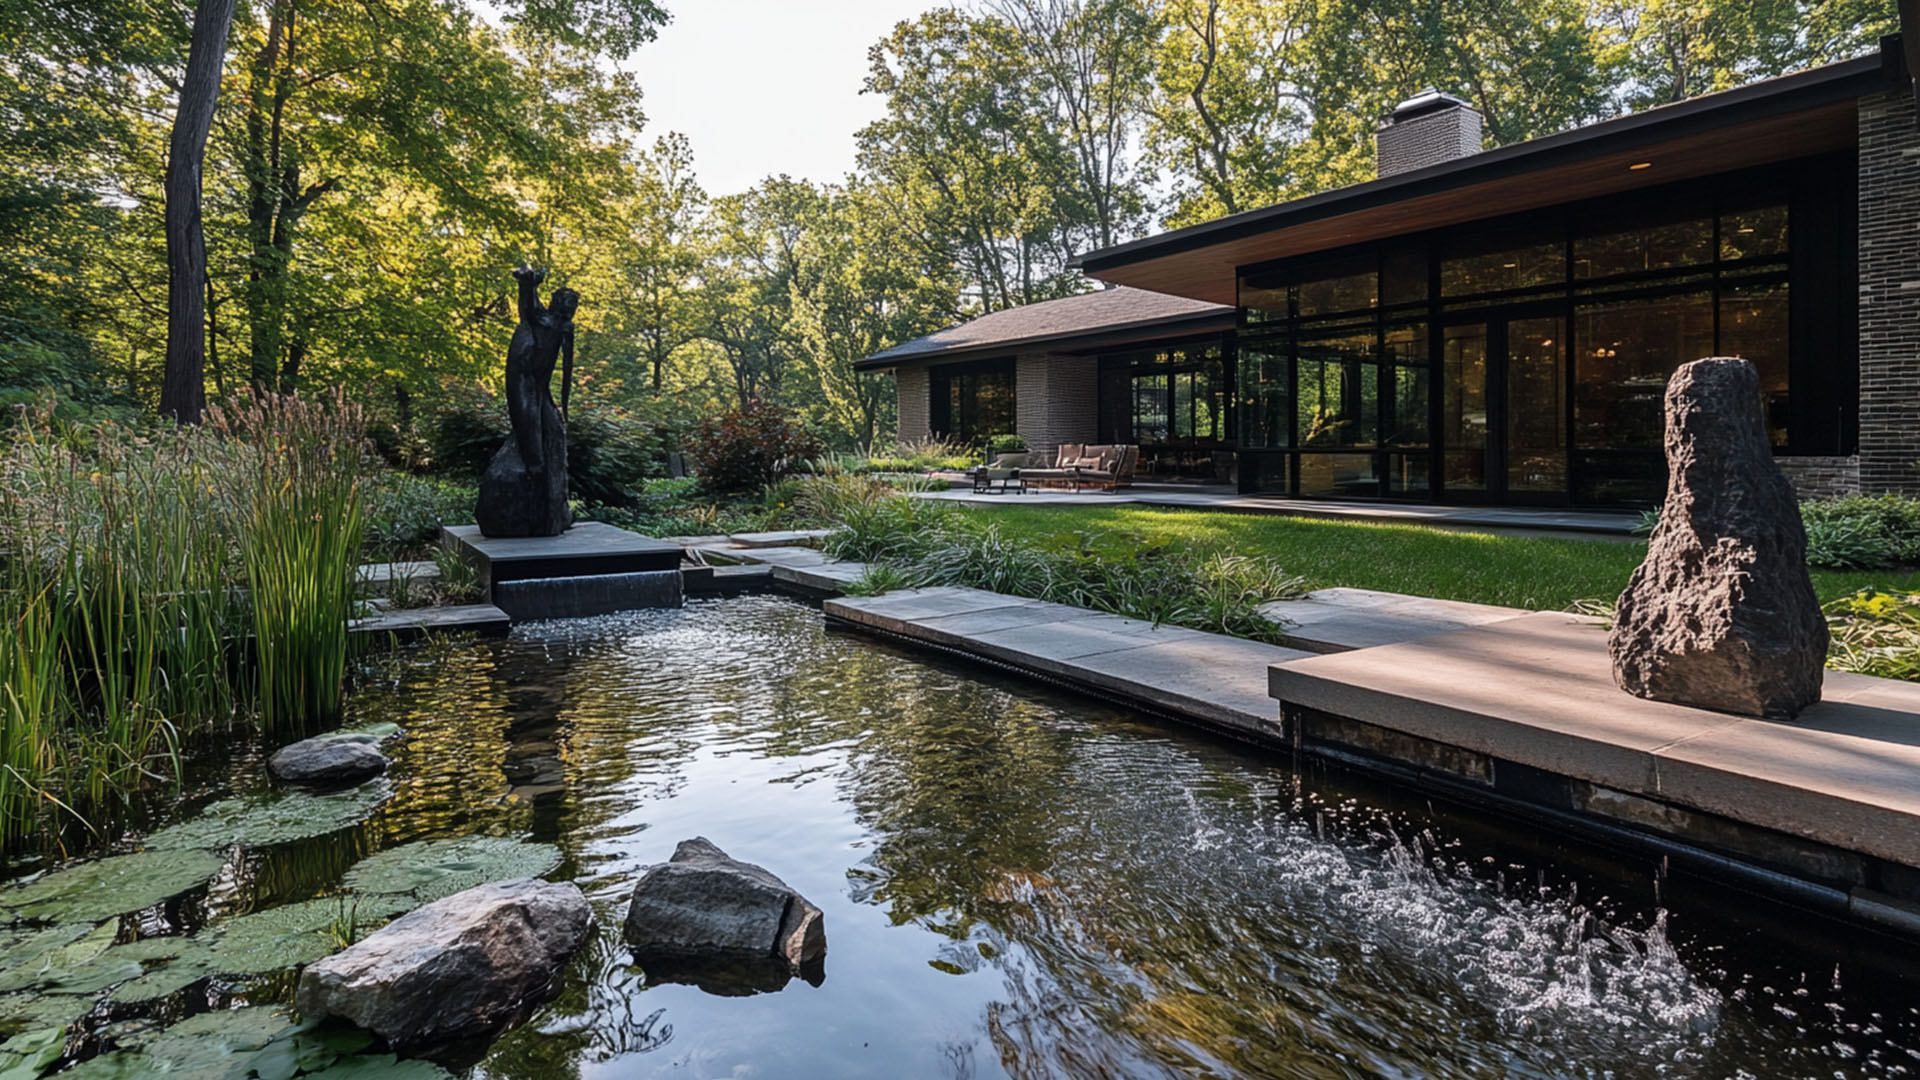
<box><xmin>476</xmin><ymin>266</ymin><xmax>576</xmax><ymax>537</ymax></box>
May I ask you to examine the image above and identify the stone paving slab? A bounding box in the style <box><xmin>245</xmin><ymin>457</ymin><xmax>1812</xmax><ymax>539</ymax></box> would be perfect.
<box><xmin>1258</xmin><ymin>587</ymin><xmax>1532</xmax><ymax>652</ymax></box>
<box><xmin>357</xmin><ymin>561</ymin><xmax>439</xmax><ymax>586</ymax></box>
<box><xmin>1268</xmin><ymin>610</ymin><xmax>1920</xmax><ymax>868</ymax></box>
<box><xmin>350</xmin><ymin>603</ymin><xmax>510</xmax><ymax>643</ymax></box>
<box><xmin>445</xmin><ymin>522</ymin><xmax>681</xmax><ymax>584</ymax></box>
<box><xmin>827</xmin><ymin>587</ymin><xmax>1311</xmax><ymax>736</ymax></box>
<box><xmin>728</xmin><ymin>529</ymin><xmax>833</xmax><ymax>548</ymax></box>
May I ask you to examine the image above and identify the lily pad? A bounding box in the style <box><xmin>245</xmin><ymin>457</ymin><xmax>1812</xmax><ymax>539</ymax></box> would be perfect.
<box><xmin>0</xmin><ymin>849</ymin><xmax>224</xmax><ymax>923</ymax></box>
<box><xmin>304</xmin><ymin>1056</ymin><xmax>452</xmax><ymax>1079</ymax></box>
<box><xmin>0</xmin><ymin>1026</ymin><xmax>66</xmax><ymax>1080</ymax></box>
<box><xmin>0</xmin><ymin>992</ymin><xmax>90</xmax><ymax>1038</ymax></box>
<box><xmin>341</xmin><ymin>835</ymin><xmax>562</xmax><ymax>904</ymax></box>
<box><xmin>61</xmin><ymin>1007</ymin><xmax>405</xmax><ymax>1080</ymax></box>
<box><xmin>142</xmin><ymin>784</ymin><xmax>390</xmax><ymax>852</ymax></box>
<box><xmin>108</xmin><ymin>893</ymin><xmax>417</xmax><ymax>1005</ymax></box>
<box><xmin>319</xmin><ymin>722</ymin><xmax>404</xmax><ymax>746</ymax></box>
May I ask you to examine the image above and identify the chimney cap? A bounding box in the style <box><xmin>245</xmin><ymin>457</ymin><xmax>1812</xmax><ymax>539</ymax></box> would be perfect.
<box><xmin>1385</xmin><ymin>87</ymin><xmax>1476</xmax><ymax>125</ymax></box>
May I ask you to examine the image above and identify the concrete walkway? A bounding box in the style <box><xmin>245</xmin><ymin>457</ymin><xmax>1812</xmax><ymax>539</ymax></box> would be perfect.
<box><xmin>917</xmin><ymin>482</ymin><xmax>1642</xmax><ymax>537</ymax></box>
<box><xmin>678</xmin><ymin>536</ymin><xmax>872</xmax><ymax>595</ymax></box>
<box><xmin>826</xmin><ymin>587</ymin><xmax>1310</xmax><ymax>735</ymax></box>
<box><xmin>1257</xmin><ymin>587</ymin><xmax>1531</xmax><ymax>653</ymax></box>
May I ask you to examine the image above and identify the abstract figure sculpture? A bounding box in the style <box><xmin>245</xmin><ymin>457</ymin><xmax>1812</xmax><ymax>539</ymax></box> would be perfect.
<box><xmin>477</xmin><ymin>267</ymin><xmax>575</xmax><ymax>538</ymax></box>
<box><xmin>1609</xmin><ymin>357</ymin><xmax>1827</xmax><ymax>719</ymax></box>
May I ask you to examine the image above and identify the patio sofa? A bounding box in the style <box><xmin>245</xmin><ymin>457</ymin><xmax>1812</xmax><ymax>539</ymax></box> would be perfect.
<box><xmin>1021</xmin><ymin>443</ymin><xmax>1138</xmax><ymax>492</ymax></box>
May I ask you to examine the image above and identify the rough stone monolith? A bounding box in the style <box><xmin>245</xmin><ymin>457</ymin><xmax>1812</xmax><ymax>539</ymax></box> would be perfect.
<box><xmin>1609</xmin><ymin>356</ymin><xmax>1827</xmax><ymax>719</ymax></box>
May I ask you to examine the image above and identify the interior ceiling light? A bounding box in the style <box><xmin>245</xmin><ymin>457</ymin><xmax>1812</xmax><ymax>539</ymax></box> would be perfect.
<box><xmin>1629</xmin><ymin>161</ymin><xmax>1653</xmax><ymax>170</ymax></box>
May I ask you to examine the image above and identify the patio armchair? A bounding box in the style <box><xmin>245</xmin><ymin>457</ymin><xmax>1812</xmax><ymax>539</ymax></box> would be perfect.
<box><xmin>1072</xmin><ymin>444</ymin><xmax>1138</xmax><ymax>491</ymax></box>
<box><xmin>968</xmin><ymin>452</ymin><xmax>1029</xmax><ymax>494</ymax></box>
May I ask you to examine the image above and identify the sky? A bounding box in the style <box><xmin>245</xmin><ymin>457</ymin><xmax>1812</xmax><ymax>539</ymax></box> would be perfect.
<box><xmin>620</xmin><ymin>0</ymin><xmax>938</xmax><ymax>196</ymax></box>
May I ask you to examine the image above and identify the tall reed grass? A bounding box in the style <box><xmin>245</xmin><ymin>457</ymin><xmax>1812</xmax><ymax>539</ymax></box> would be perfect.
<box><xmin>0</xmin><ymin>392</ymin><xmax>371</xmax><ymax>848</ymax></box>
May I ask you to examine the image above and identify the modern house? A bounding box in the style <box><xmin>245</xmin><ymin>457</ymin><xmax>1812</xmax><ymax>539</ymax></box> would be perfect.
<box><xmin>861</xmin><ymin>33</ymin><xmax>1919</xmax><ymax>507</ymax></box>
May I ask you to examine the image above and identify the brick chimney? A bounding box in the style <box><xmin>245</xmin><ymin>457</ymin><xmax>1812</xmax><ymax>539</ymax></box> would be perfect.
<box><xmin>1376</xmin><ymin>88</ymin><xmax>1483</xmax><ymax>178</ymax></box>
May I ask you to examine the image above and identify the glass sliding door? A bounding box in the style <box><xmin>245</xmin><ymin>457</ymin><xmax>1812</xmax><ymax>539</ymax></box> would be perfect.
<box><xmin>1505</xmin><ymin>317</ymin><xmax>1566</xmax><ymax>497</ymax></box>
<box><xmin>1442</xmin><ymin>324</ymin><xmax>1490</xmax><ymax>495</ymax></box>
<box><xmin>1442</xmin><ymin>314</ymin><xmax>1569</xmax><ymax>504</ymax></box>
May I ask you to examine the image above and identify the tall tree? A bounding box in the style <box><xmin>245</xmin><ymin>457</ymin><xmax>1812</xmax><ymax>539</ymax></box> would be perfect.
<box><xmin>625</xmin><ymin>134</ymin><xmax>707</xmax><ymax>392</ymax></box>
<box><xmin>161</xmin><ymin>0</ymin><xmax>238</xmax><ymax>423</ymax></box>
<box><xmin>991</xmin><ymin>0</ymin><xmax>1155</xmax><ymax>250</ymax></box>
<box><xmin>858</xmin><ymin>9</ymin><xmax>1090</xmax><ymax>312</ymax></box>
<box><xmin>1146</xmin><ymin>0</ymin><xmax>1312</xmax><ymax>225</ymax></box>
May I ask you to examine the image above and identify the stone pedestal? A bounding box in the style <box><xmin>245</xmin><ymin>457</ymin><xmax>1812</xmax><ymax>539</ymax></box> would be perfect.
<box><xmin>444</xmin><ymin>522</ymin><xmax>684</xmax><ymax>622</ymax></box>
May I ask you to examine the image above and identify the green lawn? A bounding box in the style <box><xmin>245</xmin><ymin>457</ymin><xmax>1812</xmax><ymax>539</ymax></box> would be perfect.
<box><xmin>959</xmin><ymin>504</ymin><xmax>1920</xmax><ymax>611</ymax></box>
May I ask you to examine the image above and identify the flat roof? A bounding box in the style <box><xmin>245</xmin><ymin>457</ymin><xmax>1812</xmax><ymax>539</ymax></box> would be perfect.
<box><xmin>1073</xmin><ymin>45</ymin><xmax>1894</xmax><ymax>304</ymax></box>
<box><xmin>855</xmin><ymin>286</ymin><xmax>1231</xmax><ymax>371</ymax></box>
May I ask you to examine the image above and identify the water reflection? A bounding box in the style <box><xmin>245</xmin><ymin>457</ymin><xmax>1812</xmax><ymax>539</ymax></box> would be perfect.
<box><xmin>342</xmin><ymin>598</ymin><xmax>1920</xmax><ymax>1080</ymax></box>
<box><xmin>11</xmin><ymin>595</ymin><xmax>1913</xmax><ymax>1079</ymax></box>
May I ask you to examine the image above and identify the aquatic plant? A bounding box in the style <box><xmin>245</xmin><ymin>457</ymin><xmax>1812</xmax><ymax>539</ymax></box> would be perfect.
<box><xmin>213</xmin><ymin>392</ymin><xmax>371</xmax><ymax>731</ymax></box>
<box><xmin>0</xmin><ymin>394</ymin><xmax>380</xmax><ymax>847</ymax></box>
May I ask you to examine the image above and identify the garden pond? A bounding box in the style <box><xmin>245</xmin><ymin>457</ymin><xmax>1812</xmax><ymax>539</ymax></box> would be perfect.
<box><xmin>2</xmin><ymin>595</ymin><xmax>1920</xmax><ymax>1078</ymax></box>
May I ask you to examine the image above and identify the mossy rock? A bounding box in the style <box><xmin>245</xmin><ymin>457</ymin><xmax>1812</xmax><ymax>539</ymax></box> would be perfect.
<box><xmin>340</xmin><ymin>835</ymin><xmax>562</xmax><ymax>904</ymax></box>
<box><xmin>142</xmin><ymin>784</ymin><xmax>391</xmax><ymax>852</ymax></box>
<box><xmin>0</xmin><ymin>849</ymin><xmax>224</xmax><ymax>924</ymax></box>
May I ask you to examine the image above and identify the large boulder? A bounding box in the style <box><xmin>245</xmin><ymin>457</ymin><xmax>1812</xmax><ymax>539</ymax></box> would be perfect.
<box><xmin>623</xmin><ymin>837</ymin><xmax>825</xmax><ymax>995</ymax></box>
<box><xmin>1610</xmin><ymin>356</ymin><xmax>1828</xmax><ymax>718</ymax></box>
<box><xmin>296</xmin><ymin>878</ymin><xmax>591</xmax><ymax>1049</ymax></box>
<box><xmin>269</xmin><ymin>737</ymin><xmax>388</xmax><ymax>787</ymax></box>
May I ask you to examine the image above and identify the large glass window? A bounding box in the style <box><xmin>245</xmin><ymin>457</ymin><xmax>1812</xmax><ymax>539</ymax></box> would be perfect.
<box><xmin>1573</xmin><ymin>292</ymin><xmax>1715</xmax><ymax>452</ymax></box>
<box><xmin>1295</xmin><ymin>333</ymin><xmax>1377</xmax><ymax>448</ymax></box>
<box><xmin>1296</xmin><ymin>256</ymin><xmax>1377</xmax><ymax>317</ymax></box>
<box><xmin>1233</xmin><ymin>167</ymin><xmax>1828</xmax><ymax>506</ymax></box>
<box><xmin>1240</xmin><ymin>345</ymin><xmax>1290</xmax><ymax>450</ymax></box>
<box><xmin>1574</xmin><ymin>202</ymin><xmax>1712</xmax><ymax>280</ymax></box>
<box><xmin>930</xmin><ymin>360</ymin><xmax>1016</xmax><ymax>444</ymax></box>
<box><xmin>1719</xmin><ymin>282</ymin><xmax>1791</xmax><ymax>446</ymax></box>
<box><xmin>1441</xmin><ymin>228</ymin><xmax>1563</xmax><ymax>296</ymax></box>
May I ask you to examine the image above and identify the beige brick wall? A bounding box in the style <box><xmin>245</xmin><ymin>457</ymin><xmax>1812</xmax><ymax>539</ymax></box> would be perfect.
<box><xmin>1015</xmin><ymin>351</ymin><xmax>1099</xmax><ymax>461</ymax></box>
<box><xmin>1857</xmin><ymin>90</ymin><xmax>1920</xmax><ymax>494</ymax></box>
<box><xmin>894</xmin><ymin>365</ymin><xmax>930</xmax><ymax>446</ymax></box>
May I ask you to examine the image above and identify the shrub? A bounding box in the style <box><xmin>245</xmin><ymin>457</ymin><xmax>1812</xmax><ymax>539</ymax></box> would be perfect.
<box><xmin>364</xmin><ymin>473</ymin><xmax>475</xmax><ymax>555</ymax></box>
<box><xmin>689</xmin><ymin>400</ymin><xmax>821</xmax><ymax>494</ymax></box>
<box><xmin>566</xmin><ymin>402</ymin><xmax>667</xmax><ymax>506</ymax></box>
<box><xmin>1800</xmin><ymin>495</ymin><xmax>1920</xmax><ymax>569</ymax></box>
<box><xmin>802</xmin><ymin>479</ymin><xmax>1305</xmax><ymax>641</ymax></box>
<box><xmin>1825</xmin><ymin>589</ymin><xmax>1920</xmax><ymax>681</ymax></box>
<box><xmin>428</xmin><ymin>390</ymin><xmax>510</xmax><ymax>479</ymax></box>
<box><xmin>986</xmin><ymin>434</ymin><xmax>1027</xmax><ymax>454</ymax></box>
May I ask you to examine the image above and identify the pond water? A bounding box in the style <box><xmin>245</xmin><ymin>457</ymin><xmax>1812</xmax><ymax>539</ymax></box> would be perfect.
<box><xmin>5</xmin><ymin>594</ymin><xmax>1920</xmax><ymax>1079</ymax></box>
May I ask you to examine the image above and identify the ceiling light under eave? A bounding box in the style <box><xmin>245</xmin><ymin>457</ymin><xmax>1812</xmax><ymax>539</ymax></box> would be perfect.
<box><xmin>1629</xmin><ymin>161</ymin><xmax>1653</xmax><ymax>170</ymax></box>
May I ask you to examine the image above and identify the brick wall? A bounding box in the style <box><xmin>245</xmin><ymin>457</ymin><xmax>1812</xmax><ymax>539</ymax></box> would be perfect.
<box><xmin>1015</xmin><ymin>351</ymin><xmax>1099</xmax><ymax>461</ymax></box>
<box><xmin>894</xmin><ymin>365</ymin><xmax>929</xmax><ymax>445</ymax></box>
<box><xmin>1777</xmin><ymin>455</ymin><xmax>1862</xmax><ymax>501</ymax></box>
<box><xmin>1376</xmin><ymin>106</ymin><xmax>1483</xmax><ymax>178</ymax></box>
<box><xmin>1857</xmin><ymin>89</ymin><xmax>1920</xmax><ymax>494</ymax></box>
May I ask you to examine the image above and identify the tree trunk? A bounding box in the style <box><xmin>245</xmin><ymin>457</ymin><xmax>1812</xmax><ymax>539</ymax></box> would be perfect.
<box><xmin>160</xmin><ymin>0</ymin><xmax>239</xmax><ymax>424</ymax></box>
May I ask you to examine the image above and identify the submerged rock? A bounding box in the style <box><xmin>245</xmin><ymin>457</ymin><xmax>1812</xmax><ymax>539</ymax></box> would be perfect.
<box><xmin>1610</xmin><ymin>356</ymin><xmax>1828</xmax><ymax>718</ymax></box>
<box><xmin>295</xmin><ymin>878</ymin><xmax>591</xmax><ymax>1049</ymax></box>
<box><xmin>269</xmin><ymin>737</ymin><xmax>389</xmax><ymax>787</ymax></box>
<box><xmin>623</xmin><ymin>837</ymin><xmax>825</xmax><ymax>995</ymax></box>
